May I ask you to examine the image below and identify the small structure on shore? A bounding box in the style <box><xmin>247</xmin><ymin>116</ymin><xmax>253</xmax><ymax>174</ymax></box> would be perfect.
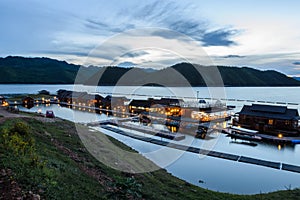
<box><xmin>0</xmin><ymin>96</ymin><xmax>6</xmax><ymax>105</ymax></box>
<box><xmin>38</xmin><ymin>90</ymin><xmax>50</xmax><ymax>95</ymax></box>
<box><xmin>233</xmin><ymin>104</ymin><xmax>300</xmax><ymax>136</ymax></box>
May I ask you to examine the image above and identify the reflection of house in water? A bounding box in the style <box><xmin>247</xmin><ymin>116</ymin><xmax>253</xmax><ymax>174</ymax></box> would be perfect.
<box><xmin>22</xmin><ymin>96</ymin><xmax>34</xmax><ymax>109</ymax></box>
<box><xmin>233</xmin><ymin>104</ymin><xmax>300</xmax><ymax>136</ymax></box>
<box><xmin>102</xmin><ymin>95</ymin><xmax>112</xmax><ymax>110</ymax></box>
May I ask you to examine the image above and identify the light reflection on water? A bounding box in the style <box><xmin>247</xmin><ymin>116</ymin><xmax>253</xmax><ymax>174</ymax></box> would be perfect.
<box><xmin>19</xmin><ymin>104</ymin><xmax>300</xmax><ymax>194</ymax></box>
<box><xmin>6</xmin><ymin>85</ymin><xmax>300</xmax><ymax>194</ymax></box>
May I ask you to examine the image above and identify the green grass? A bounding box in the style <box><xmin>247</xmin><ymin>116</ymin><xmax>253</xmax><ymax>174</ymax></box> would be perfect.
<box><xmin>0</xmin><ymin>117</ymin><xmax>299</xmax><ymax>199</ymax></box>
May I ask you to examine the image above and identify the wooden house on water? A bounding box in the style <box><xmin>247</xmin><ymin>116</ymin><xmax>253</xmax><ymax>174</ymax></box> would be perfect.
<box><xmin>233</xmin><ymin>104</ymin><xmax>300</xmax><ymax>136</ymax></box>
<box><xmin>128</xmin><ymin>98</ymin><xmax>183</xmax><ymax>116</ymax></box>
<box><xmin>0</xmin><ymin>96</ymin><xmax>6</xmax><ymax>105</ymax></box>
<box><xmin>22</xmin><ymin>96</ymin><xmax>34</xmax><ymax>109</ymax></box>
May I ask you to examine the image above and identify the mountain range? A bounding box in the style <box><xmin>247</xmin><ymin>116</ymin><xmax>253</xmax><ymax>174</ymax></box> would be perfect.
<box><xmin>0</xmin><ymin>56</ymin><xmax>299</xmax><ymax>87</ymax></box>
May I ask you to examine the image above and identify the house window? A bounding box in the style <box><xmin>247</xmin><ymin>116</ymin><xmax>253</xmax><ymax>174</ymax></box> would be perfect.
<box><xmin>268</xmin><ymin>119</ymin><xmax>273</xmax><ymax>125</ymax></box>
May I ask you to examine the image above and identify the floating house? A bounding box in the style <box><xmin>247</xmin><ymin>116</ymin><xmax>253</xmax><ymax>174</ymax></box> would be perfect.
<box><xmin>129</xmin><ymin>98</ymin><xmax>183</xmax><ymax>116</ymax></box>
<box><xmin>233</xmin><ymin>104</ymin><xmax>300</xmax><ymax>135</ymax></box>
<box><xmin>57</xmin><ymin>89</ymin><xmax>73</xmax><ymax>103</ymax></box>
<box><xmin>57</xmin><ymin>90</ymin><xmax>105</xmax><ymax>107</ymax></box>
<box><xmin>110</xmin><ymin>96</ymin><xmax>129</xmax><ymax>111</ymax></box>
<box><xmin>94</xmin><ymin>94</ymin><xmax>104</xmax><ymax>107</ymax></box>
<box><xmin>0</xmin><ymin>96</ymin><xmax>6</xmax><ymax>105</ymax></box>
<box><xmin>22</xmin><ymin>96</ymin><xmax>34</xmax><ymax>109</ymax></box>
<box><xmin>129</xmin><ymin>99</ymin><xmax>151</xmax><ymax>113</ymax></box>
<box><xmin>22</xmin><ymin>96</ymin><xmax>34</xmax><ymax>105</ymax></box>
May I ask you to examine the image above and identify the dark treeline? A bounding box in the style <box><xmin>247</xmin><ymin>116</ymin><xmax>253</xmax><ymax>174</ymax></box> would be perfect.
<box><xmin>1</xmin><ymin>56</ymin><xmax>299</xmax><ymax>86</ymax></box>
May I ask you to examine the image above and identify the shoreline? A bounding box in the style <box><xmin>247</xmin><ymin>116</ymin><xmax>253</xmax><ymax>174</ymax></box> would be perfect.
<box><xmin>1</xmin><ymin>107</ymin><xmax>300</xmax><ymax>198</ymax></box>
<box><xmin>1</xmin><ymin>83</ymin><xmax>300</xmax><ymax>87</ymax></box>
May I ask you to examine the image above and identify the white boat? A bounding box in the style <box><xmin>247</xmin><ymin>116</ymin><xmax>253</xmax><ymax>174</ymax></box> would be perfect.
<box><xmin>223</xmin><ymin>126</ymin><xmax>262</xmax><ymax>141</ymax></box>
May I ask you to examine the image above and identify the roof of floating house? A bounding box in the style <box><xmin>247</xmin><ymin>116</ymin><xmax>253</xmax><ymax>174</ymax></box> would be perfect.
<box><xmin>129</xmin><ymin>99</ymin><xmax>152</xmax><ymax>108</ymax></box>
<box><xmin>129</xmin><ymin>98</ymin><xmax>183</xmax><ymax>108</ymax></box>
<box><xmin>238</xmin><ymin>104</ymin><xmax>299</xmax><ymax>120</ymax></box>
<box><xmin>57</xmin><ymin>90</ymin><xmax>105</xmax><ymax>101</ymax></box>
<box><xmin>158</xmin><ymin>98</ymin><xmax>183</xmax><ymax>105</ymax></box>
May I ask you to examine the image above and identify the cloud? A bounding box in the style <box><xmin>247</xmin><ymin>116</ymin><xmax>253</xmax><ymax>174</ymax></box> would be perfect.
<box><xmin>292</xmin><ymin>61</ymin><xmax>300</xmax><ymax>65</ymax></box>
<box><xmin>82</xmin><ymin>1</ymin><xmax>239</xmax><ymax>47</ymax></box>
<box><xmin>202</xmin><ymin>29</ymin><xmax>237</xmax><ymax>46</ymax></box>
<box><xmin>38</xmin><ymin>50</ymin><xmax>89</xmax><ymax>57</ymax></box>
<box><xmin>130</xmin><ymin>1</ymin><xmax>238</xmax><ymax>46</ymax></box>
<box><xmin>0</xmin><ymin>0</ymin><xmax>238</xmax><ymax>69</ymax></box>
<box><xmin>117</xmin><ymin>61</ymin><xmax>137</xmax><ymax>68</ymax></box>
<box><xmin>85</xmin><ymin>19</ymin><xmax>135</xmax><ymax>34</ymax></box>
<box><xmin>222</xmin><ymin>55</ymin><xmax>246</xmax><ymax>58</ymax></box>
<box><xmin>151</xmin><ymin>30</ymin><xmax>187</xmax><ymax>40</ymax></box>
<box><xmin>166</xmin><ymin>20</ymin><xmax>207</xmax><ymax>41</ymax></box>
<box><xmin>85</xmin><ymin>19</ymin><xmax>108</xmax><ymax>29</ymax></box>
<box><xmin>131</xmin><ymin>1</ymin><xmax>166</xmax><ymax>21</ymax></box>
<box><xmin>120</xmin><ymin>51</ymin><xmax>149</xmax><ymax>58</ymax></box>
<box><xmin>210</xmin><ymin>52</ymin><xmax>300</xmax><ymax>76</ymax></box>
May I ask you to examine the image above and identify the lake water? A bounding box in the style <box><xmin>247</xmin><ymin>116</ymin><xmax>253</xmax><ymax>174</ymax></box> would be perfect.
<box><xmin>3</xmin><ymin>84</ymin><xmax>300</xmax><ymax>194</ymax></box>
<box><xmin>1</xmin><ymin>84</ymin><xmax>299</xmax><ymax>105</ymax></box>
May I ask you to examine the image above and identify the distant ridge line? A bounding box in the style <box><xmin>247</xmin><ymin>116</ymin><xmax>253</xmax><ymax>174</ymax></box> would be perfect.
<box><xmin>0</xmin><ymin>56</ymin><xmax>300</xmax><ymax>87</ymax></box>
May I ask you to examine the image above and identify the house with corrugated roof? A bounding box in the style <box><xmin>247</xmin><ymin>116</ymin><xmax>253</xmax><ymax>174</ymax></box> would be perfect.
<box><xmin>234</xmin><ymin>104</ymin><xmax>300</xmax><ymax>135</ymax></box>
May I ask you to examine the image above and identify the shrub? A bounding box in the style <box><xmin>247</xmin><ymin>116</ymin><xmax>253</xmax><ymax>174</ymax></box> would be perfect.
<box><xmin>110</xmin><ymin>176</ymin><xmax>143</xmax><ymax>199</ymax></box>
<box><xmin>10</xmin><ymin>121</ymin><xmax>30</xmax><ymax>136</ymax></box>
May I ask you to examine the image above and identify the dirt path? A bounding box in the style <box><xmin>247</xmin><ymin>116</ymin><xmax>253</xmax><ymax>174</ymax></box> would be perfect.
<box><xmin>0</xmin><ymin>107</ymin><xmax>25</xmax><ymax>118</ymax></box>
<box><xmin>0</xmin><ymin>106</ymin><xmax>60</xmax><ymax>123</ymax></box>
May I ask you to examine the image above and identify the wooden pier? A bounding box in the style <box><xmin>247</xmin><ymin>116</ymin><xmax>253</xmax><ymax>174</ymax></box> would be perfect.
<box><xmin>119</xmin><ymin>122</ymin><xmax>186</xmax><ymax>141</ymax></box>
<box><xmin>97</xmin><ymin>123</ymin><xmax>300</xmax><ymax>174</ymax></box>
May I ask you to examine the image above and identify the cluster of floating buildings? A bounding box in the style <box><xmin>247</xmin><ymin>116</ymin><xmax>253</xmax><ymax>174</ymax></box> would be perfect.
<box><xmin>2</xmin><ymin>89</ymin><xmax>300</xmax><ymax>142</ymax></box>
<box><xmin>54</xmin><ymin>89</ymin><xmax>232</xmax><ymax>123</ymax></box>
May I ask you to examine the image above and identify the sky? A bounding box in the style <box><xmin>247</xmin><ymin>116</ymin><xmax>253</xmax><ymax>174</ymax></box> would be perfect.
<box><xmin>1</xmin><ymin>0</ymin><xmax>300</xmax><ymax>76</ymax></box>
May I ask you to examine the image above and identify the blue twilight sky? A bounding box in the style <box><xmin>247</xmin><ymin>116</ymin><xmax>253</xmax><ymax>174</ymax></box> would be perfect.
<box><xmin>1</xmin><ymin>0</ymin><xmax>300</xmax><ymax>76</ymax></box>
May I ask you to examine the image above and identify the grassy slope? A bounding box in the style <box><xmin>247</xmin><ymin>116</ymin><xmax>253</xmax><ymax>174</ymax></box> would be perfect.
<box><xmin>0</xmin><ymin>117</ymin><xmax>299</xmax><ymax>199</ymax></box>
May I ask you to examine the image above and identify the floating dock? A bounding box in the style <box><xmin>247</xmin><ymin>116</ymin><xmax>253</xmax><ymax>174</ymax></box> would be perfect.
<box><xmin>282</xmin><ymin>163</ymin><xmax>300</xmax><ymax>173</ymax></box>
<box><xmin>97</xmin><ymin>124</ymin><xmax>300</xmax><ymax>174</ymax></box>
<box><xmin>238</xmin><ymin>156</ymin><xmax>280</xmax><ymax>169</ymax></box>
<box><xmin>223</xmin><ymin>127</ymin><xmax>300</xmax><ymax>144</ymax></box>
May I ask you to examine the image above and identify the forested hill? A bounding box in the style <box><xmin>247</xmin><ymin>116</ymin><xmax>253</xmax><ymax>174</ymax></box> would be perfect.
<box><xmin>0</xmin><ymin>56</ymin><xmax>300</xmax><ymax>86</ymax></box>
<box><xmin>0</xmin><ymin>56</ymin><xmax>80</xmax><ymax>84</ymax></box>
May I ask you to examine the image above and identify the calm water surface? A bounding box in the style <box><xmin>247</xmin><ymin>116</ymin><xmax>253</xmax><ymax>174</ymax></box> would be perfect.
<box><xmin>5</xmin><ymin>84</ymin><xmax>300</xmax><ymax>194</ymax></box>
